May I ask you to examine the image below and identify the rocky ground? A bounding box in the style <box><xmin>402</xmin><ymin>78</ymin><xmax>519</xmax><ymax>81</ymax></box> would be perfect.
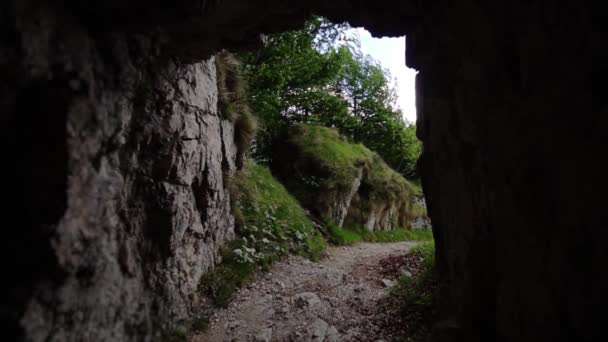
<box><xmin>193</xmin><ymin>241</ymin><xmax>419</xmax><ymax>342</ymax></box>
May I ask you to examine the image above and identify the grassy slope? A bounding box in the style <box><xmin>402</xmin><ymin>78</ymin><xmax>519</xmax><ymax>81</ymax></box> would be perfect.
<box><xmin>200</xmin><ymin>163</ymin><xmax>326</xmax><ymax>306</ymax></box>
<box><xmin>289</xmin><ymin>124</ymin><xmax>373</xmax><ymax>188</ymax></box>
<box><xmin>284</xmin><ymin>124</ymin><xmax>421</xmax><ymax>225</ymax></box>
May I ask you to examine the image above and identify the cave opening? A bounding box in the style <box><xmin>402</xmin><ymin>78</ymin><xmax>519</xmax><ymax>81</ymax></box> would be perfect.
<box><xmin>2</xmin><ymin>2</ymin><xmax>607</xmax><ymax>341</ymax></box>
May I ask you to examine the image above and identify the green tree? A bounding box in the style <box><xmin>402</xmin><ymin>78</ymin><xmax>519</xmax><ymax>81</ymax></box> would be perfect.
<box><xmin>241</xmin><ymin>17</ymin><xmax>350</xmax><ymax>162</ymax></box>
<box><xmin>241</xmin><ymin>17</ymin><xmax>421</xmax><ymax>179</ymax></box>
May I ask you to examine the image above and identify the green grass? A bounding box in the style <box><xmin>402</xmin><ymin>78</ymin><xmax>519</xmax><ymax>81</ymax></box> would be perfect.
<box><xmin>391</xmin><ymin>241</ymin><xmax>438</xmax><ymax>342</ymax></box>
<box><xmin>284</xmin><ymin>124</ymin><xmax>419</xmax><ymax>228</ymax></box>
<box><xmin>288</xmin><ymin>124</ymin><xmax>373</xmax><ymax>188</ymax></box>
<box><xmin>200</xmin><ymin>163</ymin><xmax>326</xmax><ymax>306</ymax></box>
<box><xmin>288</xmin><ymin>124</ymin><xmax>414</xmax><ymax>200</ymax></box>
<box><xmin>328</xmin><ymin>224</ymin><xmax>363</xmax><ymax>245</ymax></box>
<box><xmin>288</xmin><ymin>125</ymin><xmax>415</xmax><ymax>199</ymax></box>
<box><xmin>327</xmin><ymin>223</ymin><xmax>433</xmax><ymax>245</ymax></box>
<box><xmin>368</xmin><ymin>229</ymin><xmax>433</xmax><ymax>243</ymax></box>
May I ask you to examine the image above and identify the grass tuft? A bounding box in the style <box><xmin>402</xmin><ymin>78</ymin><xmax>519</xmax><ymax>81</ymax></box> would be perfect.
<box><xmin>216</xmin><ymin>51</ymin><xmax>257</xmax><ymax>168</ymax></box>
<box><xmin>216</xmin><ymin>51</ymin><xmax>244</xmax><ymax>120</ymax></box>
<box><xmin>286</xmin><ymin>124</ymin><xmax>373</xmax><ymax>189</ymax></box>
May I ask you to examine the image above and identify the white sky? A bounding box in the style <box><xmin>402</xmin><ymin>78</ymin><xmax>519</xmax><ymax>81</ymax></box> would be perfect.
<box><xmin>349</xmin><ymin>28</ymin><xmax>418</xmax><ymax>123</ymax></box>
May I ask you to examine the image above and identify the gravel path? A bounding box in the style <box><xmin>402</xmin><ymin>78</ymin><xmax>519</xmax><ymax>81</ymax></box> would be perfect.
<box><xmin>193</xmin><ymin>241</ymin><xmax>418</xmax><ymax>342</ymax></box>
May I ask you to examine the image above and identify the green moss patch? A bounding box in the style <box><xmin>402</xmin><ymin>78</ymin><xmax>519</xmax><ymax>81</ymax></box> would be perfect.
<box><xmin>274</xmin><ymin>124</ymin><xmax>419</xmax><ymax>228</ymax></box>
<box><xmin>287</xmin><ymin>124</ymin><xmax>373</xmax><ymax>188</ymax></box>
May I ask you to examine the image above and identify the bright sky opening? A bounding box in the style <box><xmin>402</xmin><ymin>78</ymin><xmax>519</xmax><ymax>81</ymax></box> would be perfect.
<box><xmin>349</xmin><ymin>28</ymin><xmax>418</xmax><ymax>124</ymax></box>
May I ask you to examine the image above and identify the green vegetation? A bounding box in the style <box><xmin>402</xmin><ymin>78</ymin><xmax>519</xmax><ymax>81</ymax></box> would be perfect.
<box><xmin>391</xmin><ymin>241</ymin><xmax>439</xmax><ymax>341</ymax></box>
<box><xmin>216</xmin><ymin>51</ymin><xmax>257</xmax><ymax>168</ymax></box>
<box><xmin>328</xmin><ymin>224</ymin><xmax>433</xmax><ymax>245</ymax></box>
<box><xmin>202</xmin><ymin>18</ymin><xmax>432</xmax><ymax>313</ymax></box>
<box><xmin>241</xmin><ymin>16</ymin><xmax>421</xmax><ymax>180</ymax></box>
<box><xmin>274</xmin><ymin>124</ymin><xmax>419</xmax><ymax>229</ymax></box>
<box><xmin>286</xmin><ymin>124</ymin><xmax>414</xmax><ymax>197</ymax></box>
<box><xmin>200</xmin><ymin>163</ymin><xmax>326</xmax><ymax>306</ymax></box>
<box><xmin>287</xmin><ymin>124</ymin><xmax>373</xmax><ymax>188</ymax></box>
<box><xmin>285</xmin><ymin>124</ymin><xmax>417</xmax><ymax>204</ymax></box>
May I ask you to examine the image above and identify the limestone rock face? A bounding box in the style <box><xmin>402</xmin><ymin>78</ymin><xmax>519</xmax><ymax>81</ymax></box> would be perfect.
<box><xmin>270</xmin><ymin>125</ymin><xmax>414</xmax><ymax>232</ymax></box>
<box><xmin>2</xmin><ymin>2</ymin><xmax>238</xmax><ymax>341</ymax></box>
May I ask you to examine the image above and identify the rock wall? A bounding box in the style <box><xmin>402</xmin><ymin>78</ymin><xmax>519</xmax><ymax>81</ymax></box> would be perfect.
<box><xmin>322</xmin><ymin>168</ymin><xmax>364</xmax><ymax>227</ymax></box>
<box><xmin>409</xmin><ymin>3</ymin><xmax>608</xmax><ymax>341</ymax></box>
<box><xmin>2</xmin><ymin>2</ymin><xmax>239</xmax><ymax>340</ymax></box>
<box><xmin>345</xmin><ymin>195</ymin><xmax>412</xmax><ymax>232</ymax></box>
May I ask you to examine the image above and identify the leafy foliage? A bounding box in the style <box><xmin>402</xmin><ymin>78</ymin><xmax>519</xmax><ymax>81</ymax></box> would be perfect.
<box><xmin>241</xmin><ymin>16</ymin><xmax>421</xmax><ymax>179</ymax></box>
<box><xmin>200</xmin><ymin>164</ymin><xmax>326</xmax><ymax>306</ymax></box>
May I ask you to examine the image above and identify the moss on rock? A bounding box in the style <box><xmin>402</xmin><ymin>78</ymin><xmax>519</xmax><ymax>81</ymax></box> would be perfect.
<box><xmin>272</xmin><ymin>124</ymin><xmax>419</xmax><ymax>231</ymax></box>
<box><xmin>215</xmin><ymin>51</ymin><xmax>257</xmax><ymax>168</ymax></box>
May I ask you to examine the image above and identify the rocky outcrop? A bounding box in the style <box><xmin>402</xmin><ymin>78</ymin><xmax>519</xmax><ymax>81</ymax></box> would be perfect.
<box><xmin>344</xmin><ymin>193</ymin><xmax>412</xmax><ymax>231</ymax></box>
<box><xmin>2</xmin><ymin>2</ymin><xmax>240</xmax><ymax>340</ymax></box>
<box><xmin>3</xmin><ymin>1</ymin><xmax>608</xmax><ymax>341</ymax></box>
<box><xmin>331</xmin><ymin>168</ymin><xmax>364</xmax><ymax>227</ymax></box>
<box><xmin>271</xmin><ymin>125</ymin><xmax>416</xmax><ymax>231</ymax></box>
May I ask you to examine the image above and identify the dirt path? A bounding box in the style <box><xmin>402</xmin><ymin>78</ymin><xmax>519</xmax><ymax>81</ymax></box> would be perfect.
<box><xmin>193</xmin><ymin>241</ymin><xmax>418</xmax><ymax>342</ymax></box>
